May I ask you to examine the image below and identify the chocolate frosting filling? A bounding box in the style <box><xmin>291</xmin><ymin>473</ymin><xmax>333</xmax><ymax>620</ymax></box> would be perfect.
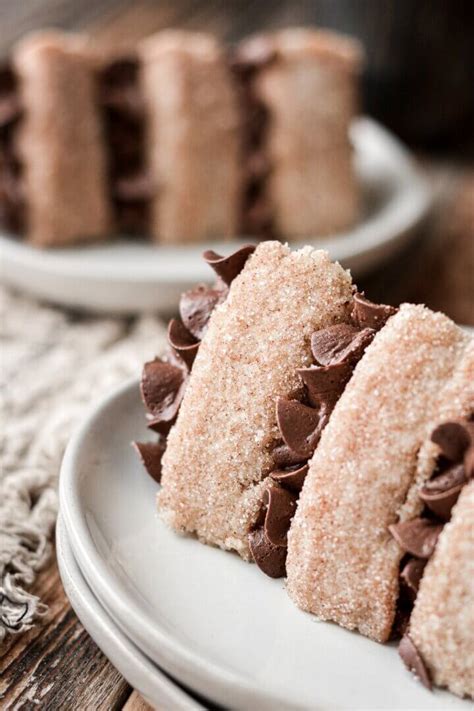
<box><xmin>270</xmin><ymin>463</ymin><xmax>308</xmax><ymax>494</ymax></box>
<box><xmin>132</xmin><ymin>441</ymin><xmax>165</xmax><ymax>484</ymax></box>
<box><xmin>352</xmin><ymin>292</ymin><xmax>397</xmax><ymax>330</ymax></box>
<box><xmin>310</xmin><ymin>323</ymin><xmax>374</xmax><ymax>366</ymax></box>
<box><xmin>134</xmin><ymin>245</ymin><xmax>255</xmax><ymax>481</ymax></box>
<box><xmin>229</xmin><ymin>37</ymin><xmax>276</xmax><ymax>238</ymax></box>
<box><xmin>98</xmin><ymin>56</ymin><xmax>150</xmax><ymax>234</ymax></box>
<box><xmin>203</xmin><ymin>246</ymin><xmax>256</xmax><ymax>286</ymax></box>
<box><xmin>389</xmin><ymin>519</ymin><xmax>443</xmax><ymax>559</ymax></box>
<box><xmin>392</xmin><ymin>415</ymin><xmax>474</xmax><ymax>688</ymax></box>
<box><xmin>249</xmin><ymin>294</ymin><xmax>396</xmax><ymax>577</ymax></box>
<box><xmin>400</xmin><ymin>557</ymin><xmax>426</xmax><ymax>600</ymax></box>
<box><xmin>399</xmin><ymin>635</ymin><xmax>432</xmax><ymax>690</ymax></box>
<box><xmin>0</xmin><ymin>64</ymin><xmax>25</xmax><ymax>233</ymax></box>
<box><xmin>276</xmin><ymin>398</ymin><xmax>325</xmax><ymax>459</ymax></box>
<box><xmin>141</xmin><ymin>359</ymin><xmax>186</xmax><ymax>424</ymax></box>
<box><xmin>248</xmin><ymin>527</ymin><xmax>287</xmax><ymax>578</ymax></box>
<box><xmin>167</xmin><ymin>319</ymin><xmax>200</xmax><ymax>370</ymax></box>
<box><xmin>419</xmin><ymin>463</ymin><xmax>467</xmax><ymax>521</ymax></box>
<box><xmin>179</xmin><ymin>284</ymin><xmax>227</xmax><ymax>341</ymax></box>
<box><xmin>431</xmin><ymin>420</ymin><xmax>474</xmax><ymax>464</ymax></box>
<box><xmin>263</xmin><ymin>484</ymin><xmax>298</xmax><ymax>547</ymax></box>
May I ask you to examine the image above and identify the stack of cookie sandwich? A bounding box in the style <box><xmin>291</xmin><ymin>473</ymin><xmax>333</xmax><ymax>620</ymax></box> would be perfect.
<box><xmin>135</xmin><ymin>241</ymin><xmax>473</xmax><ymax>699</ymax></box>
<box><xmin>0</xmin><ymin>27</ymin><xmax>362</xmax><ymax>247</ymax></box>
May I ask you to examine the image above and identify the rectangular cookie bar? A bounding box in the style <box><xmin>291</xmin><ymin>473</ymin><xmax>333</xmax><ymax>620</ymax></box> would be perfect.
<box><xmin>139</xmin><ymin>30</ymin><xmax>241</xmax><ymax>244</ymax></box>
<box><xmin>158</xmin><ymin>240</ymin><xmax>353</xmax><ymax>558</ymax></box>
<box><xmin>235</xmin><ymin>28</ymin><xmax>363</xmax><ymax>238</ymax></box>
<box><xmin>13</xmin><ymin>31</ymin><xmax>111</xmax><ymax>246</ymax></box>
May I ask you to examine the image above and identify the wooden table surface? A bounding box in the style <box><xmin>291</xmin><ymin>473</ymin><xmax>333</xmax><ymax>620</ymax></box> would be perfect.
<box><xmin>1</xmin><ymin>2</ymin><xmax>473</xmax><ymax>709</ymax></box>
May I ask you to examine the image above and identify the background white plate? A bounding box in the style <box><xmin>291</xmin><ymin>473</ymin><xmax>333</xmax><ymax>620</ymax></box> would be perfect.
<box><xmin>59</xmin><ymin>379</ymin><xmax>469</xmax><ymax>711</ymax></box>
<box><xmin>1</xmin><ymin>118</ymin><xmax>431</xmax><ymax>314</ymax></box>
<box><xmin>56</xmin><ymin>515</ymin><xmax>204</xmax><ymax>711</ymax></box>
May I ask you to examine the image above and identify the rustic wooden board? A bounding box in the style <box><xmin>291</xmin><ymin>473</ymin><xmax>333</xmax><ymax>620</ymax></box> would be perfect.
<box><xmin>0</xmin><ymin>557</ymin><xmax>131</xmax><ymax>709</ymax></box>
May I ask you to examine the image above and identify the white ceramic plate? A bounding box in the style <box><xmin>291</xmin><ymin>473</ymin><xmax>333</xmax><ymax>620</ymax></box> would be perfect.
<box><xmin>59</xmin><ymin>379</ymin><xmax>470</xmax><ymax>711</ymax></box>
<box><xmin>56</xmin><ymin>515</ymin><xmax>204</xmax><ymax>711</ymax></box>
<box><xmin>1</xmin><ymin>118</ymin><xmax>431</xmax><ymax>314</ymax></box>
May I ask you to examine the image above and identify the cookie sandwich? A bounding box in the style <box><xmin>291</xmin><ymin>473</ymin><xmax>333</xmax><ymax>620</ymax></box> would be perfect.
<box><xmin>231</xmin><ymin>27</ymin><xmax>362</xmax><ymax>238</ymax></box>
<box><xmin>135</xmin><ymin>240</ymin><xmax>357</xmax><ymax>561</ymax></box>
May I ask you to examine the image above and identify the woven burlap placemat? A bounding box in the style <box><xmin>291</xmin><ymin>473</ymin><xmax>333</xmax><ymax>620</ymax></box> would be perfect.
<box><xmin>0</xmin><ymin>286</ymin><xmax>166</xmax><ymax>641</ymax></box>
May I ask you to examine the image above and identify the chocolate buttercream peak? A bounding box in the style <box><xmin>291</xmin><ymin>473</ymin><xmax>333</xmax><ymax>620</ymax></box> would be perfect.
<box><xmin>271</xmin><ymin>443</ymin><xmax>308</xmax><ymax>468</ymax></box>
<box><xmin>179</xmin><ymin>284</ymin><xmax>225</xmax><ymax>340</ymax></box>
<box><xmin>203</xmin><ymin>244</ymin><xmax>255</xmax><ymax>285</ymax></box>
<box><xmin>132</xmin><ymin>441</ymin><xmax>165</xmax><ymax>483</ymax></box>
<box><xmin>167</xmin><ymin>318</ymin><xmax>200</xmax><ymax>370</ymax></box>
<box><xmin>400</xmin><ymin>558</ymin><xmax>426</xmax><ymax>599</ymax></box>
<box><xmin>352</xmin><ymin>292</ymin><xmax>397</xmax><ymax>330</ymax></box>
<box><xmin>0</xmin><ymin>95</ymin><xmax>21</xmax><ymax>128</ymax></box>
<box><xmin>389</xmin><ymin>518</ymin><xmax>443</xmax><ymax>559</ymax></box>
<box><xmin>113</xmin><ymin>173</ymin><xmax>154</xmax><ymax>201</ymax></box>
<box><xmin>431</xmin><ymin>419</ymin><xmax>474</xmax><ymax>463</ymax></box>
<box><xmin>248</xmin><ymin>527</ymin><xmax>286</xmax><ymax>578</ymax></box>
<box><xmin>311</xmin><ymin>323</ymin><xmax>374</xmax><ymax>366</ymax></box>
<box><xmin>276</xmin><ymin>397</ymin><xmax>323</xmax><ymax>458</ymax></box>
<box><xmin>146</xmin><ymin>416</ymin><xmax>174</xmax><ymax>436</ymax></box>
<box><xmin>140</xmin><ymin>358</ymin><xmax>186</xmax><ymax>423</ymax></box>
<box><xmin>399</xmin><ymin>635</ymin><xmax>432</xmax><ymax>690</ymax></box>
<box><xmin>419</xmin><ymin>463</ymin><xmax>466</xmax><ymax>521</ymax></box>
<box><xmin>263</xmin><ymin>484</ymin><xmax>298</xmax><ymax>547</ymax></box>
<box><xmin>298</xmin><ymin>362</ymin><xmax>353</xmax><ymax>410</ymax></box>
<box><xmin>271</xmin><ymin>464</ymin><xmax>308</xmax><ymax>494</ymax></box>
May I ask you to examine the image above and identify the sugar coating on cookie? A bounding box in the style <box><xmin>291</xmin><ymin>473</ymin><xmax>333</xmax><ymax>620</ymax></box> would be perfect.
<box><xmin>401</xmin><ymin>338</ymin><xmax>474</xmax><ymax>519</ymax></box>
<box><xmin>286</xmin><ymin>304</ymin><xmax>471</xmax><ymax>641</ymax></box>
<box><xmin>409</xmin><ymin>481</ymin><xmax>474</xmax><ymax>698</ymax></box>
<box><xmin>13</xmin><ymin>31</ymin><xmax>111</xmax><ymax>246</ymax></box>
<box><xmin>158</xmin><ymin>241</ymin><xmax>353</xmax><ymax>557</ymax></box>
<box><xmin>250</xmin><ymin>27</ymin><xmax>362</xmax><ymax>236</ymax></box>
<box><xmin>139</xmin><ymin>30</ymin><xmax>241</xmax><ymax>244</ymax></box>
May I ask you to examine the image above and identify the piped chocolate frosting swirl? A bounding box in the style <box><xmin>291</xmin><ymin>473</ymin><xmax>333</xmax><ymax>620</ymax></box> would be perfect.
<box><xmin>229</xmin><ymin>37</ymin><xmax>276</xmax><ymax>238</ymax></box>
<box><xmin>391</xmin><ymin>415</ymin><xmax>474</xmax><ymax>689</ymax></box>
<box><xmin>134</xmin><ymin>245</ymin><xmax>255</xmax><ymax>483</ymax></box>
<box><xmin>98</xmin><ymin>56</ymin><xmax>151</xmax><ymax>235</ymax></box>
<box><xmin>249</xmin><ymin>294</ymin><xmax>397</xmax><ymax>578</ymax></box>
<box><xmin>0</xmin><ymin>64</ymin><xmax>24</xmax><ymax>233</ymax></box>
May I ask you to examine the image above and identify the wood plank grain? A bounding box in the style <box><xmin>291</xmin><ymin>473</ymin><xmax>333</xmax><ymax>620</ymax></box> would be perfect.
<box><xmin>0</xmin><ymin>558</ymin><xmax>131</xmax><ymax>710</ymax></box>
<box><xmin>123</xmin><ymin>690</ymin><xmax>154</xmax><ymax>711</ymax></box>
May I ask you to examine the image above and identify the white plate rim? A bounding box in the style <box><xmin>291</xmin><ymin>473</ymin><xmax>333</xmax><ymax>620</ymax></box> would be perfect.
<box><xmin>56</xmin><ymin>514</ymin><xmax>205</xmax><ymax>711</ymax></box>
<box><xmin>1</xmin><ymin>117</ymin><xmax>432</xmax><ymax>313</ymax></box>
<box><xmin>60</xmin><ymin>378</ymin><xmax>321</xmax><ymax>710</ymax></box>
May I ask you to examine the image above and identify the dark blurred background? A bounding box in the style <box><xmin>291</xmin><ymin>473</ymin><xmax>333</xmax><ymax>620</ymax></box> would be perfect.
<box><xmin>2</xmin><ymin>0</ymin><xmax>474</xmax><ymax>155</ymax></box>
<box><xmin>1</xmin><ymin>0</ymin><xmax>472</xmax><ymax>323</ymax></box>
